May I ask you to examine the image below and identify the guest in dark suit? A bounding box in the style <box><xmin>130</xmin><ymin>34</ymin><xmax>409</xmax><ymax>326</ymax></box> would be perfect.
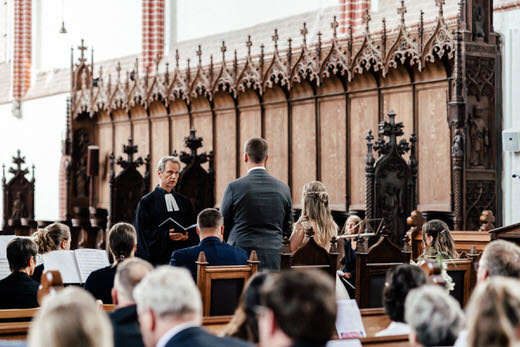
<box><xmin>220</xmin><ymin>137</ymin><xmax>292</xmax><ymax>270</ymax></box>
<box><xmin>134</xmin><ymin>156</ymin><xmax>198</xmax><ymax>266</ymax></box>
<box><xmin>134</xmin><ymin>266</ymin><xmax>252</xmax><ymax>347</ymax></box>
<box><xmin>258</xmin><ymin>270</ymin><xmax>336</xmax><ymax>347</ymax></box>
<box><xmin>84</xmin><ymin>222</ymin><xmax>137</xmax><ymax>303</ymax></box>
<box><xmin>170</xmin><ymin>208</ymin><xmax>248</xmax><ymax>280</ymax></box>
<box><xmin>32</xmin><ymin>222</ymin><xmax>71</xmax><ymax>283</ymax></box>
<box><xmin>0</xmin><ymin>238</ymin><xmax>39</xmax><ymax>309</ymax></box>
<box><xmin>110</xmin><ymin>258</ymin><xmax>153</xmax><ymax>347</ymax></box>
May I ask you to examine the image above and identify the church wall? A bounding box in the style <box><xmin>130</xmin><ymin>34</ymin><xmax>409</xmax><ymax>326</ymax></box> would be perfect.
<box><xmin>0</xmin><ymin>93</ymin><xmax>66</xmax><ymax>222</ymax></box>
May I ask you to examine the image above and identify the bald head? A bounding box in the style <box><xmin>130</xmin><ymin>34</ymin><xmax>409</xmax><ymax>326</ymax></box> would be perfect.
<box><xmin>113</xmin><ymin>258</ymin><xmax>153</xmax><ymax>306</ymax></box>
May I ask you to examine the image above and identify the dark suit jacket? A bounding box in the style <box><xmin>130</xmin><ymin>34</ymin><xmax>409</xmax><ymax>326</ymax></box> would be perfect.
<box><xmin>83</xmin><ymin>264</ymin><xmax>117</xmax><ymax>304</ymax></box>
<box><xmin>109</xmin><ymin>305</ymin><xmax>144</xmax><ymax>347</ymax></box>
<box><xmin>220</xmin><ymin>168</ymin><xmax>292</xmax><ymax>251</ymax></box>
<box><xmin>169</xmin><ymin>237</ymin><xmax>249</xmax><ymax>280</ymax></box>
<box><xmin>0</xmin><ymin>272</ymin><xmax>39</xmax><ymax>309</ymax></box>
<box><xmin>164</xmin><ymin>326</ymin><xmax>252</xmax><ymax>347</ymax></box>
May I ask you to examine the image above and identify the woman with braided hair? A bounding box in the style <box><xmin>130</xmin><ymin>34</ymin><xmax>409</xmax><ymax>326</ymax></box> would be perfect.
<box><xmin>83</xmin><ymin>222</ymin><xmax>137</xmax><ymax>303</ymax></box>
<box><xmin>289</xmin><ymin>181</ymin><xmax>338</xmax><ymax>252</ymax></box>
<box><xmin>421</xmin><ymin>219</ymin><xmax>458</xmax><ymax>259</ymax></box>
<box><xmin>32</xmin><ymin>223</ymin><xmax>71</xmax><ymax>282</ymax></box>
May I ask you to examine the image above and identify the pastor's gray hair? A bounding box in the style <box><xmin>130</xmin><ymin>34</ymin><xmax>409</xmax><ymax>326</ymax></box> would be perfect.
<box><xmin>405</xmin><ymin>285</ymin><xmax>464</xmax><ymax>347</ymax></box>
<box><xmin>134</xmin><ymin>266</ymin><xmax>202</xmax><ymax>319</ymax></box>
<box><xmin>157</xmin><ymin>156</ymin><xmax>181</xmax><ymax>172</ymax></box>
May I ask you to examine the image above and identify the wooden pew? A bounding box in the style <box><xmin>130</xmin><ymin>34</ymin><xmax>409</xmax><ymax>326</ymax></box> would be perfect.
<box><xmin>0</xmin><ymin>304</ymin><xmax>117</xmax><ymax>340</ymax></box>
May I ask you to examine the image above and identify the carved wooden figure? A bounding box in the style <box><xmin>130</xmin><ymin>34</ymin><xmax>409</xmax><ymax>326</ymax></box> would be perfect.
<box><xmin>2</xmin><ymin>150</ymin><xmax>35</xmax><ymax>235</ymax></box>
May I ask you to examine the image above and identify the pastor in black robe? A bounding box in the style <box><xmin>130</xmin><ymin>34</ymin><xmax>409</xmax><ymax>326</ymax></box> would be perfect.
<box><xmin>134</xmin><ymin>186</ymin><xmax>198</xmax><ymax>265</ymax></box>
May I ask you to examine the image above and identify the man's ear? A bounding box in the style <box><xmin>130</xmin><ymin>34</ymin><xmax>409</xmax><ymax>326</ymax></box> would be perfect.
<box><xmin>111</xmin><ymin>287</ymin><xmax>118</xmax><ymax>305</ymax></box>
<box><xmin>244</xmin><ymin>152</ymin><xmax>249</xmax><ymax>163</ymax></box>
<box><xmin>196</xmin><ymin>226</ymin><xmax>201</xmax><ymax>236</ymax></box>
<box><xmin>220</xmin><ymin>225</ymin><xmax>224</xmax><ymax>236</ymax></box>
<box><xmin>264</xmin><ymin>154</ymin><xmax>268</xmax><ymax>165</ymax></box>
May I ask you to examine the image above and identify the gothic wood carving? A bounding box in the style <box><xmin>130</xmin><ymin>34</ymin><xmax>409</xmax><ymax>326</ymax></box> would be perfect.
<box><xmin>2</xmin><ymin>150</ymin><xmax>35</xmax><ymax>233</ymax></box>
<box><xmin>366</xmin><ymin>110</ymin><xmax>417</xmax><ymax>247</ymax></box>
<box><xmin>172</xmin><ymin>128</ymin><xmax>215</xmax><ymax>216</ymax></box>
<box><xmin>109</xmin><ymin>137</ymin><xmax>150</xmax><ymax>227</ymax></box>
<box><xmin>67</xmin><ymin>0</ymin><xmax>500</xmax><ymax>230</ymax></box>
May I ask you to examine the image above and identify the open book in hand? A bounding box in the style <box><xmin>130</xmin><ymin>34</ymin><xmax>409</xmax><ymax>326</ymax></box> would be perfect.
<box><xmin>159</xmin><ymin>217</ymin><xmax>197</xmax><ymax>233</ymax></box>
<box><xmin>42</xmin><ymin>249</ymin><xmax>110</xmax><ymax>284</ymax></box>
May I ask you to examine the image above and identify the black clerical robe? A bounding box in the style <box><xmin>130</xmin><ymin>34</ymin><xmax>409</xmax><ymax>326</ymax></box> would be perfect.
<box><xmin>134</xmin><ymin>186</ymin><xmax>198</xmax><ymax>266</ymax></box>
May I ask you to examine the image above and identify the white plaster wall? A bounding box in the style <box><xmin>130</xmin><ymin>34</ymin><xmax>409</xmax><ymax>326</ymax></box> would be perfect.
<box><xmin>175</xmin><ymin>0</ymin><xmax>337</xmax><ymax>42</ymax></box>
<box><xmin>494</xmin><ymin>9</ymin><xmax>520</xmax><ymax>225</ymax></box>
<box><xmin>0</xmin><ymin>93</ymin><xmax>67</xmax><ymax>223</ymax></box>
<box><xmin>34</xmin><ymin>0</ymin><xmax>141</xmax><ymax>71</ymax></box>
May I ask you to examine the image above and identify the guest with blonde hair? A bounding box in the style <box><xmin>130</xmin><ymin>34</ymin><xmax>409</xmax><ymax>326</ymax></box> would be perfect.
<box><xmin>421</xmin><ymin>219</ymin><xmax>458</xmax><ymax>259</ymax></box>
<box><xmin>466</xmin><ymin>277</ymin><xmax>520</xmax><ymax>347</ymax></box>
<box><xmin>338</xmin><ymin>215</ymin><xmax>363</xmax><ymax>298</ymax></box>
<box><xmin>289</xmin><ymin>181</ymin><xmax>338</xmax><ymax>252</ymax></box>
<box><xmin>28</xmin><ymin>287</ymin><xmax>113</xmax><ymax>347</ymax></box>
<box><xmin>32</xmin><ymin>222</ymin><xmax>71</xmax><ymax>282</ymax></box>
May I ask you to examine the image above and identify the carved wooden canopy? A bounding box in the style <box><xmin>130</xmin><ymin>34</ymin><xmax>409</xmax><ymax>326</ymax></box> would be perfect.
<box><xmin>70</xmin><ymin>5</ymin><xmax>456</xmax><ymax>115</ymax></box>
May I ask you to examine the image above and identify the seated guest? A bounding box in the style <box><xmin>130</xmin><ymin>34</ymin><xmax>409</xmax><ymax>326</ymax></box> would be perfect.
<box><xmin>28</xmin><ymin>287</ymin><xmax>113</xmax><ymax>347</ymax></box>
<box><xmin>32</xmin><ymin>222</ymin><xmax>71</xmax><ymax>282</ymax></box>
<box><xmin>338</xmin><ymin>215</ymin><xmax>363</xmax><ymax>298</ymax></box>
<box><xmin>0</xmin><ymin>238</ymin><xmax>39</xmax><ymax>309</ymax></box>
<box><xmin>222</xmin><ymin>271</ymin><xmax>271</xmax><ymax>343</ymax></box>
<box><xmin>405</xmin><ymin>285</ymin><xmax>464</xmax><ymax>347</ymax></box>
<box><xmin>258</xmin><ymin>270</ymin><xmax>336</xmax><ymax>347</ymax></box>
<box><xmin>289</xmin><ymin>181</ymin><xmax>338</xmax><ymax>252</ymax></box>
<box><xmin>376</xmin><ymin>264</ymin><xmax>427</xmax><ymax>336</ymax></box>
<box><xmin>421</xmin><ymin>219</ymin><xmax>458</xmax><ymax>259</ymax></box>
<box><xmin>84</xmin><ymin>222</ymin><xmax>137</xmax><ymax>303</ymax></box>
<box><xmin>110</xmin><ymin>258</ymin><xmax>153</xmax><ymax>347</ymax></box>
<box><xmin>476</xmin><ymin>239</ymin><xmax>520</xmax><ymax>282</ymax></box>
<box><xmin>134</xmin><ymin>266</ymin><xmax>252</xmax><ymax>347</ymax></box>
<box><xmin>169</xmin><ymin>208</ymin><xmax>248</xmax><ymax>280</ymax></box>
<box><xmin>465</xmin><ymin>277</ymin><xmax>520</xmax><ymax>347</ymax></box>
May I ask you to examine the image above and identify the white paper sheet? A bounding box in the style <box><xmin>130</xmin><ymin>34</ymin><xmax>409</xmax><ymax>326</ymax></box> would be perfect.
<box><xmin>0</xmin><ymin>259</ymin><xmax>11</xmax><ymax>280</ymax></box>
<box><xmin>43</xmin><ymin>250</ymin><xmax>82</xmax><ymax>284</ymax></box>
<box><xmin>0</xmin><ymin>235</ymin><xmax>16</xmax><ymax>259</ymax></box>
<box><xmin>326</xmin><ymin>340</ymin><xmax>362</xmax><ymax>347</ymax></box>
<box><xmin>74</xmin><ymin>249</ymin><xmax>110</xmax><ymax>283</ymax></box>
<box><xmin>335</xmin><ymin>299</ymin><xmax>367</xmax><ymax>339</ymax></box>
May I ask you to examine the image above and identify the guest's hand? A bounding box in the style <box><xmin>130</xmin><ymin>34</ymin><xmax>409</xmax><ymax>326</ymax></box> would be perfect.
<box><xmin>169</xmin><ymin>231</ymin><xmax>189</xmax><ymax>241</ymax></box>
<box><xmin>340</xmin><ymin>272</ymin><xmax>352</xmax><ymax>279</ymax></box>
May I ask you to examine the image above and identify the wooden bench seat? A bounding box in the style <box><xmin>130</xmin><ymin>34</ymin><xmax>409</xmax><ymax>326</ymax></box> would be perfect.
<box><xmin>0</xmin><ymin>304</ymin><xmax>116</xmax><ymax>340</ymax></box>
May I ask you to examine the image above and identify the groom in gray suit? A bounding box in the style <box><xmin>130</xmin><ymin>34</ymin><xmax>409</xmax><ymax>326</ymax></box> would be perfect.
<box><xmin>220</xmin><ymin>137</ymin><xmax>292</xmax><ymax>270</ymax></box>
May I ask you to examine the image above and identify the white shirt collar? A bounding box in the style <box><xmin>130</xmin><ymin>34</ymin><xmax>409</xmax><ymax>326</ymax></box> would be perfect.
<box><xmin>247</xmin><ymin>166</ymin><xmax>266</xmax><ymax>173</ymax></box>
<box><xmin>156</xmin><ymin>321</ymin><xmax>200</xmax><ymax>347</ymax></box>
